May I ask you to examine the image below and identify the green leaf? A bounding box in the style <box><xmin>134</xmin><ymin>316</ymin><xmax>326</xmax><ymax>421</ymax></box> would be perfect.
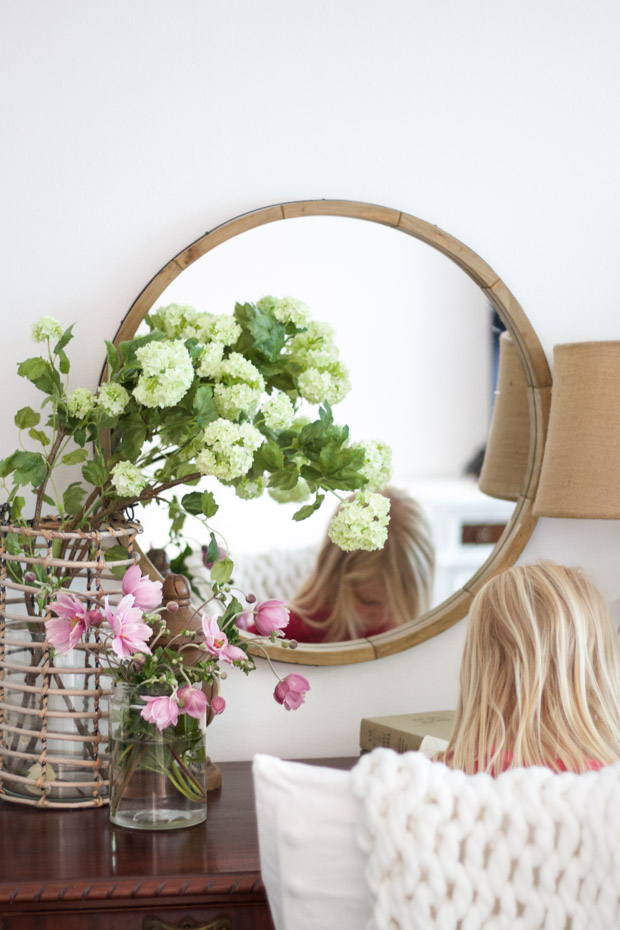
<box><xmin>104</xmin><ymin>543</ymin><xmax>130</xmax><ymax>578</ymax></box>
<box><xmin>114</xmin><ymin>411</ymin><xmax>147</xmax><ymax>461</ymax></box>
<box><xmin>293</xmin><ymin>493</ymin><xmax>325</xmax><ymax>522</ymax></box>
<box><xmin>169</xmin><ymin>543</ymin><xmax>194</xmax><ymax>576</ymax></box>
<box><xmin>0</xmin><ymin>456</ymin><xmax>14</xmax><ymax>478</ymax></box>
<box><xmin>7</xmin><ymin>451</ymin><xmax>48</xmax><ymax>488</ymax></box>
<box><xmin>42</xmin><ymin>494</ymin><xmax>56</xmax><ymax>506</ymax></box>
<box><xmin>268</xmin><ymin>468</ymin><xmax>300</xmax><ymax>490</ymax></box>
<box><xmin>4</xmin><ymin>532</ymin><xmax>21</xmax><ymax>555</ymax></box>
<box><xmin>105</xmin><ymin>340</ymin><xmax>121</xmax><ymax>374</ymax></box>
<box><xmin>192</xmin><ymin>384</ymin><xmax>219</xmax><ymax>424</ymax></box>
<box><xmin>61</xmin><ymin>448</ymin><xmax>89</xmax><ymax>466</ymax></box>
<box><xmin>235</xmin><ymin>302</ymin><xmax>286</xmax><ymax>362</ymax></box>
<box><xmin>82</xmin><ymin>460</ymin><xmax>109</xmax><ymax>488</ymax></box>
<box><xmin>204</xmin><ymin>532</ymin><xmax>219</xmax><ymax>565</ymax></box>
<box><xmin>57</xmin><ymin>349</ymin><xmax>70</xmax><ymax>375</ymax></box>
<box><xmin>14</xmin><ymin>407</ymin><xmax>41</xmax><ymax>429</ymax></box>
<box><xmin>28</xmin><ymin>428</ymin><xmax>50</xmax><ymax>446</ymax></box>
<box><xmin>54</xmin><ymin>323</ymin><xmax>75</xmax><ymax>354</ymax></box>
<box><xmin>200</xmin><ymin>490</ymin><xmax>218</xmax><ymax>518</ymax></box>
<box><xmin>210</xmin><ymin>557</ymin><xmax>233</xmax><ymax>584</ymax></box>
<box><xmin>17</xmin><ymin>357</ymin><xmax>61</xmax><ymax>395</ymax></box>
<box><xmin>181</xmin><ymin>491</ymin><xmax>203</xmax><ymax>516</ymax></box>
<box><xmin>10</xmin><ymin>496</ymin><xmax>25</xmax><ymax>520</ymax></box>
<box><xmin>62</xmin><ymin>482</ymin><xmax>86</xmax><ymax>515</ymax></box>
<box><xmin>255</xmin><ymin>440</ymin><xmax>284</xmax><ymax>472</ymax></box>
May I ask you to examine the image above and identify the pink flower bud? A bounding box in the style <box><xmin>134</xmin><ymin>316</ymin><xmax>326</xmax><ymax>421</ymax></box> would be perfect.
<box><xmin>253</xmin><ymin>599</ymin><xmax>290</xmax><ymax>636</ymax></box>
<box><xmin>210</xmin><ymin>695</ymin><xmax>226</xmax><ymax>715</ymax></box>
<box><xmin>288</xmin><ymin>639</ymin><xmax>299</xmax><ymax>650</ymax></box>
<box><xmin>273</xmin><ymin>673</ymin><xmax>310</xmax><ymax>711</ymax></box>
<box><xmin>25</xmin><ymin>571</ymin><xmax>36</xmax><ymax>583</ymax></box>
<box><xmin>166</xmin><ymin>600</ymin><xmax>179</xmax><ymax>613</ymax></box>
<box><xmin>246</xmin><ymin>593</ymin><xmax>257</xmax><ymax>604</ymax></box>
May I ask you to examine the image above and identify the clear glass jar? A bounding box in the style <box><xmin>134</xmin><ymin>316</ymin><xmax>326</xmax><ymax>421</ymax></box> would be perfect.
<box><xmin>109</xmin><ymin>682</ymin><xmax>207</xmax><ymax>830</ymax></box>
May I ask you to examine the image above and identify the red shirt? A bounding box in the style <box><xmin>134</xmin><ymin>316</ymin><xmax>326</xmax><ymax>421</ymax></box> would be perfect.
<box><xmin>247</xmin><ymin>608</ymin><xmax>393</xmax><ymax>643</ymax></box>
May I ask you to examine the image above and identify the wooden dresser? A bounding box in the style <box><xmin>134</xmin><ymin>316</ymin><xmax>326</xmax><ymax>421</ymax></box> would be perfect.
<box><xmin>0</xmin><ymin>760</ymin><xmax>284</xmax><ymax>930</ymax></box>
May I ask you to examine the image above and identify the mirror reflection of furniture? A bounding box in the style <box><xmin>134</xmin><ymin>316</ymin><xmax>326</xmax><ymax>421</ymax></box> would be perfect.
<box><xmin>534</xmin><ymin>341</ymin><xmax>620</xmax><ymax>518</ymax></box>
<box><xmin>109</xmin><ymin>200</ymin><xmax>551</xmax><ymax>666</ymax></box>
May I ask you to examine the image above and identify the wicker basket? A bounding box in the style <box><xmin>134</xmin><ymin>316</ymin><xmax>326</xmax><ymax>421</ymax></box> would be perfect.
<box><xmin>0</xmin><ymin>517</ymin><xmax>141</xmax><ymax>808</ymax></box>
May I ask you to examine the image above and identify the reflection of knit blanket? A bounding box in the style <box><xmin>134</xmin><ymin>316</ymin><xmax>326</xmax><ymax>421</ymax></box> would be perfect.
<box><xmin>351</xmin><ymin>749</ymin><xmax>620</xmax><ymax>930</ymax></box>
<box><xmin>185</xmin><ymin>546</ymin><xmax>318</xmax><ymax>605</ymax></box>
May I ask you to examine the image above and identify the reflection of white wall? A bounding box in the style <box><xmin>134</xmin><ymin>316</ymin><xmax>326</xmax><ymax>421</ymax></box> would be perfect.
<box><xmin>3</xmin><ymin>2</ymin><xmax>620</xmax><ymax>764</ymax></box>
<box><xmin>155</xmin><ymin>216</ymin><xmax>491</xmax><ymax>480</ymax></box>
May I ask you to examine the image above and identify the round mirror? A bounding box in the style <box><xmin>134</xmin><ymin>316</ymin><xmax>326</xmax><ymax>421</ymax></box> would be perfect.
<box><xmin>112</xmin><ymin>200</ymin><xmax>551</xmax><ymax>665</ymax></box>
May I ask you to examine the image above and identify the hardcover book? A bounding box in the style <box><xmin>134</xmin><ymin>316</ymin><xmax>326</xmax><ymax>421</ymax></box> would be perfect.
<box><xmin>360</xmin><ymin>709</ymin><xmax>455</xmax><ymax>754</ymax></box>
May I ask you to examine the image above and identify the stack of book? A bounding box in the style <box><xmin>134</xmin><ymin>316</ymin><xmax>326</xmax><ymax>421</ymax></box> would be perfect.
<box><xmin>359</xmin><ymin>709</ymin><xmax>455</xmax><ymax>755</ymax></box>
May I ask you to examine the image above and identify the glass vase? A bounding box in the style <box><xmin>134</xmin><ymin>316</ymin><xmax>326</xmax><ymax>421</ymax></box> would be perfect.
<box><xmin>109</xmin><ymin>682</ymin><xmax>207</xmax><ymax>830</ymax></box>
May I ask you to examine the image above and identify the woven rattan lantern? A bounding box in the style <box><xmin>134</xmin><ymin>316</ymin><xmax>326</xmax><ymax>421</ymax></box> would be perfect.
<box><xmin>533</xmin><ymin>341</ymin><xmax>620</xmax><ymax>518</ymax></box>
<box><xmin>478</xmin><ymin>331</ymin><xmax>531</xmax><ymax>501</ymax></box>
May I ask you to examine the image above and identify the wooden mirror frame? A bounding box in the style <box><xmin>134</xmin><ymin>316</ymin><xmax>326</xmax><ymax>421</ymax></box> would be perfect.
<box><xmin>112</xmin><ymin>199</ymin><xmax>551</xmax><ymax>666</ymax></box>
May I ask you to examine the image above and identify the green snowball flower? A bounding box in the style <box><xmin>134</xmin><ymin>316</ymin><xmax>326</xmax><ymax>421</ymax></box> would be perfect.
<box><xmin>327</xmin><ymin>492</ymin><xmax>391</xmax><ymax>551</ymax></box>
<box><xmin>352</xmin><ymin>440</ymin><xmax>393</xmax><ymax>492</ymax></box>
<box><xmin>111</xmin><ymin>461</ymin><xmax>147</xmax><ymax>497</ymax></box>
<box><xmin>196</xmin><ymin>420</ymin><xmax>263</xmax><ymax>481</ymax></box>
<box><xmin>97</xmin><ymin>382</ymin><xmax>130</xmax><ymax>417</ymax></box>
<box><xmin>262</xmin><ymin>392</ymin><xmax>294</xmax><ymax>431</ymax></box>
<box><xmin>269</xmin><ymin>478</ymin><xmax>311</xmax><ymax>504</ymax></box>
<box><xmin>32</xmin><ymin>316</ymin><xmax>63</xmax><ymax>344</ymax></box>
<box><xmin>133</xmin><ymin>340</ymin><xmax>194</xmax><ymax>408</ymax></box>
<box><xmin>65</xmin><ymin>387</ymin><xmax>95</xmax><ymax>419</ymax></box>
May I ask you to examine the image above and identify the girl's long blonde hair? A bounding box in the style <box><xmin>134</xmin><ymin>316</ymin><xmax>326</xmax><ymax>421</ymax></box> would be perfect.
<box><xmin>442</xmin><ymin>560</ymin><xmax>620</xmax><ymax>774</ymax></box>
<box><xmin>290</xmin><ymin>487</ymin><xmax>435</xmax><ymax>642</ymax></box>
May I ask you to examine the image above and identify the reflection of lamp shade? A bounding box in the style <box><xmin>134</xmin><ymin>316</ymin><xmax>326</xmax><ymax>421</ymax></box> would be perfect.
<box><xmin>478</xmin><ymin>331</ymin><xmax>531</xmax><ymax>501</ymax></box>
<box><xmin>533</xmin><ymin>341</ymin><xmax>620</xmax><ymax>518</ymax></box>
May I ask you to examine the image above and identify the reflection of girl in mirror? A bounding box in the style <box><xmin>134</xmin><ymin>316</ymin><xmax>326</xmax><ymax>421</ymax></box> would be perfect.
<box><xmin>440</xmin><ymin>561</ymin><xmax>620</xmax><ymax>774</ymax></box>
<box><xmin>273</xmin><ymin>487</ymin><xmax>435</xmax><ymax>643</ymax></box>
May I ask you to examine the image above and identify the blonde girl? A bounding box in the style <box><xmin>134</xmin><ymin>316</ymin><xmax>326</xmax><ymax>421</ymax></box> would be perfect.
<box><xmin>287</xmin><ymin>487</ymin><xmax>435</xmax><ymax>643</ymax></box>
<box><xmin>442</xmin><ymin>560</ymin><xmax>620</xmax><ymax>774</ymax></box>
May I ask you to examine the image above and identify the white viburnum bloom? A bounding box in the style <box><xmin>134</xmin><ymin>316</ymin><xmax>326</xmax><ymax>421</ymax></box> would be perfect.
<box><xmin>133</xmin><ymin>340</ymin><xmax>194</xmax><ymax>408</ymax></box>
<box><xmin>269</xmin><ymin>478</ymin><xmax>311</xmax><ymax>504</ymax></box>
<box><xmin>195</xmin><ymin>419</ymin><xmax>263</xmax><ymax>481</ymax></box>
<box><xmin>65</xmin><ymin>387</ymin><xmax>95</xmax><ymax>419</ymax></box>
<box><xmin>214</xmin><ymin>382</ymin><xmax>262</xmax><ymax>421</ymax></box>
<box><xmin>352</xmin><ymin>440</ymin><xmax>393</xmax><ymax>492</ymax></box>
<box><xmin>297</xmin><ymin>360</ymin><xmax>351</xmax><ymax>405</ymax></box>
<box><xmin>31</xmin><ymin>316</ymin><xmax>63</xmax><ymax>344</ymax></box>
<box><xmin>327</xmin><ymin>492</ymin><xmax>391</xmax><ymax>552</ymax></box>
<box><xmin>273</xmin><ymin>296</ymin><xmax>310</xmax><ymax>328</ymax></box>
<box><xmin>149</xmin><ymin>303</ymin><xmax>213</xmax><ymax>341</ymax></box>
<box><xmin>97</xmin><ymin>382</ymin><xmax>130</xmax><ymax>417</ymax></box>
<box><xmin>262</xmin><ymin>392</ymin><xmax>294</xmax><ymax>431</ymax></box>
<box><xmin>289</xmin><ymin>321</ymin><xmax>338</xmax><ymax>367</ymax></box>
<box><xmin>209</xmin><ymin>315</ymin><xmax>242</xmax><ymax>347</ymax></box>
<box><xmin>234</xmin><ymin>475</ymin><xmax>266</xmax><ymax>500</ymax></box>
<box><xmin>197</xmin><ymin>341</ymin><xmax>225</xmax><ymax>379</ymax></box>
<box><xmin>111</xmin><ymin>461</ymin><xmax>147</xmax><ymax>497</ymax></box>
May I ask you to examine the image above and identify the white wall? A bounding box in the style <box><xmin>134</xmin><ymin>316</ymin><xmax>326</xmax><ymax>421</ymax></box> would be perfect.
<box><xmin>2</xmin><ymin>0</ymin><xmax>620</xmax><ymax>762</ymax></box>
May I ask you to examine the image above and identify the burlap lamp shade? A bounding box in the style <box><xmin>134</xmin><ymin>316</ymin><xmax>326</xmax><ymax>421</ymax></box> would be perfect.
<box><xmin>478</xmin><ymin>331</ymin><xmax>531</xmax><ymax>501</ymax></box>
<box><xmin>533</xmin><ymin>341</ymin><xmax>620</xmax><ymax>518</ymax></box>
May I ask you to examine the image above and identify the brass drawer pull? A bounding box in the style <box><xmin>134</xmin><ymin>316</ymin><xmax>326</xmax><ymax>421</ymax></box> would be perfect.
<box><xmin>143</xmin><ymin>917</ymin><xmax>232</xmax><ymax>930</ymax></box>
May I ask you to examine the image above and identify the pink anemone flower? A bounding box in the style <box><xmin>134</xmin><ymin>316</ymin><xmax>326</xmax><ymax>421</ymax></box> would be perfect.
<box><xmin>140</xmin><ymin>694</ymin><xmax>179</xmax><ymax>730</ymax></box>
<box><xmin>121</xmin><ymin>564</ymin><xmax>163</xmax><ymax>611</ymax></box>
<box><xmin>274</xmin><ymin>673</ymin><xmax>311</xmax><ymax>711</ymax></box>
<box><xmin>47</xmin><ymin>592</ymin><xmax>102</xmax><ymax>654</ymax></box>
<box><xmin>105</xmin><ymin>594</ymin><xmax>152</xmax><ymax>659</ymax></box>
<box><xmin>201</xmin><ymin>614</ymin><xmax>246</xmax><ymax>664</ymax></box>
<box><xmin>252</xmin><ymin>599</ymin><xmax>290</xmax><ymax>636</ymax></box>
<box><xmin>177</xmin><ymin>685</ymin><xmax>208</xmax><ymax>719</ymax></box>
